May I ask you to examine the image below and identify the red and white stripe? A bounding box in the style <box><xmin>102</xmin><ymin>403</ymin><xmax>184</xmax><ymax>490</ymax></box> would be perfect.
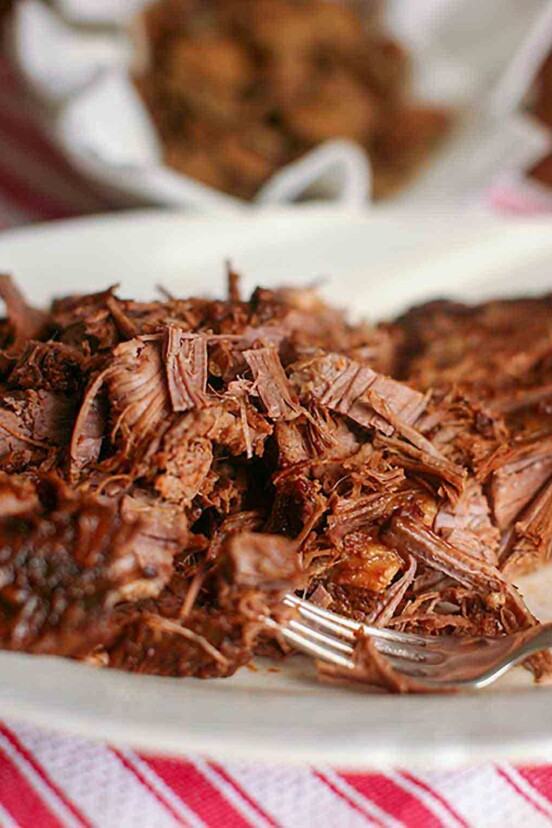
<box><xmin>7</xmin><ymin>722</ymin><xmax>182</xmax><ymax>827</ymax></box>
<box><xmin>0</xmin><ymin>726</ymin><xmax>84</xmax><ymax>827</ymax></box>
<box><xmin>207</xmin><ymin>759</ymin><xmax>377</xmax><ymax>826</ymax></box>
<box><xmin>5</xmin><ymin>727</ymin><xmax>552</xmax><ymax>828</ymax></box>
<box><xmin>516</xmin><ymin>765</ymin><xmax>552</xmax><ymax>813</ymax></box>
<box><xmin>416</xmin><ymin>763</ymin><xmax>552</xmax><ymax>828</ymax></box>
<box><xmin>338</xmin><ymin>770</ymin><xmax>447</xmax><ymax>828</ymax></box>
<box><xmin>0</xmin><ymin>57</ymin><xmax>112</xmax><ymax>228</ymax></box>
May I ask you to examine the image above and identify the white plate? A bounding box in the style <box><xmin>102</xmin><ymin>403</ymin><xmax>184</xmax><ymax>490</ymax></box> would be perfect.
<box><xmin>0</xmin><ymin>207</ymin><xmax>552</xmax><ymax>767</ymax></box>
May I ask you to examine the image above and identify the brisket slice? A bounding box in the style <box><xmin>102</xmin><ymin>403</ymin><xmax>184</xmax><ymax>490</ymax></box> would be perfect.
<box><xmin>327</xmin><ymin>491</ymin><xmax>408</xmax><ymax>544</ymax></box>
<box><xmin>384</xmin><ymin>514</ymin><xmax>514</xmax><ymax>599</ymax></box>
<box><xmin>291</xmin><ymin>353</ymin><xmax>427</xmax><ymax>435</ymax></box>
<box><xmin>373</xmin><ymin>433</ymin><xmax>466</xmax><ymax>500</ymax></box>
<box><xmin>69</xmin><ymin>371</ymin><xmax>109</xmax><ymax>480</ymax></box>
<box><xmin>502</xmin><ymin>479</ymin><xmax>552</xmax><ymax>576</ymax></box>
<box><xmin>434</xmin><ymin>479</ymin><xmax>499</xmax><ymax>564</ymax></box>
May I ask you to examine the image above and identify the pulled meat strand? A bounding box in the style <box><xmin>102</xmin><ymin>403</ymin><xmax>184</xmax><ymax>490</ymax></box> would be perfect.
<box><xmin>0</xmin><ymin>274</ymin><xmax>48</xmax><ymax>347</ymax></box>
<box><xmin>244</xmin><ymin>346</ymin><xmax>301</xmax><ymax>420</ymax></box>
<box><xmin>164</xmin><ymin>327</ymin><xmax>208</xmax><ymax>412</ymax></box>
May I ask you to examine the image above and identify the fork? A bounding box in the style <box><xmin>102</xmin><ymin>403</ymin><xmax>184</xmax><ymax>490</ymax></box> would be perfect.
<box><xmin>263</xmin><ymin>594</ymin><xmax>552</xmax><ymax>690</ymax></box>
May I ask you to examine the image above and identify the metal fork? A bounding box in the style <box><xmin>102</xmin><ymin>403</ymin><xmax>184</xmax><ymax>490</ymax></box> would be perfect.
<box><xmin>263</xmin><ymin>595</ymin><xmax>552</xmax><ymax>690</ymax></box>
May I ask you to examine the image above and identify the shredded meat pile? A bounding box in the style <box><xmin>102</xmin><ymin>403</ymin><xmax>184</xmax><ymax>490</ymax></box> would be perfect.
<box><xmin>135</xmin><ymin>0</ymin><xmax>450</xmax><ymax>200</ymax></box>
<box><xmin>0</xmin><ymin>271</ymin><xmax>550</xmax><ymax>693</ymax></box>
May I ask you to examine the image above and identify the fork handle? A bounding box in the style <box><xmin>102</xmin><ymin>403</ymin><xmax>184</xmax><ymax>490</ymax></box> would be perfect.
<box><xmin>471</xmin><ymin>623</ymin><xmax>552</xmax><ymax>689</ymax></box>
<box><xmin>514</xmin><ymin>623</ymin><xmax>552</xmax><ymax>660</ymax></box>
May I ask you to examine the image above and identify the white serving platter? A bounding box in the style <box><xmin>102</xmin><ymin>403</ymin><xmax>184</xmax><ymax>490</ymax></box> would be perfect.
<box><xmin>0</xmin><ymin>207</ymin><xmax>551</xmax><ymax>767</ymax></box>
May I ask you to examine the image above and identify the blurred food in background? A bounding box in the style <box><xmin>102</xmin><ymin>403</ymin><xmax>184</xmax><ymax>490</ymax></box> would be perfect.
<box><xmin>530</xmin><ymin>50</ymin><xmax>552</xmax><ymax>188</ymax></box>
<box><xmin>134</xmin><ymin>0</ymin><xmax>451</xmax><ymax>200</ymax></box>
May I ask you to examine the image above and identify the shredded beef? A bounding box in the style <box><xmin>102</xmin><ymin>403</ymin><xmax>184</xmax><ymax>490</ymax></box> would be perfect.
<box><xmin>291</xmin><ymin>352</ymin><xmax>427</xmax><ymax>435</ymax></box>
<box><xmin>0</xmin><ymin>389</ymin><xmax>75</xmax><ymax>472</ymax></box>
<box><xmin>395</xmin><ymin>294</ymin><xmax>552</xmax><ymax>578</ymax></box>
<box><xmin>434</xmin><ymin>479</ymin><xmax>499</xmax><ymax>564</ymax></box>
<box><xmin>502</xmin><ymin>480</ymin><xmax>552</xmax><ymax>576</ymax></box>
<box><xmin>0</xmin><ymin>272</ymin><xmax>549</xmax><ymax>692</ymax></box>
<box><xmin>244</xmin><ymin>347</ymin><xmax>301</xmax><ymax>420</ymax></box>
<box><xmin>164</xmin><ymin>327</ymin><xmax>208</xmax><ymax>411</ymax></box>
<box><xmin>107</xmin><ymin>531</ymin><xmax>301</xmax><ymax>678</ymax></box>
<box><xmin>490</xmin><ymin>436</ymin><xmax>552</xmax><ymax>531</ymax></box>
<box><xmin>0</xmin><ymin>275</ymin><xmax>48</xmax><ymax>348</ymax></box>
<box><xmin>69</xmin><ymin>371</ymin><xmax>108</xmax><ymax>480</ymax></box>
<box><xmin>106</xmin><ymin>336</ymin><xmax>172</xmax><ymax>460</ymax></box>
<box><xmin>0</xmin><ymin>478</ymin><xmax>152</xmax><ymax>656</ymax></box>
<box><xmin>8</xmin><ymin>341</ymin><xmax>86</xmax><ymax>394</ymax></box>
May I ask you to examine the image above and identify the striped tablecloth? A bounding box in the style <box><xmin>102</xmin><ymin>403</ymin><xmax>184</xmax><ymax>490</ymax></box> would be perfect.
<box><xmin>1</xmin><ymin>54</ymin><xmax>552</xmax><ymax>828</ymax></box>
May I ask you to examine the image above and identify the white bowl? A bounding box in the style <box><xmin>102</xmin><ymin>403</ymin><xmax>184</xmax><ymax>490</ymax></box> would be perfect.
<box><xmin>10</xmin><ymin>0</ymin><xmax>552</xmax><ymax>211</ymax></box>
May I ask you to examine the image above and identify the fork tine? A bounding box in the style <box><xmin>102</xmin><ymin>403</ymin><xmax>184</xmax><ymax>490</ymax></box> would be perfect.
<box><xmin>264</xmin><ymin>617</ymin><xmax>353</xmax><ymax>669</ymax></box>
<box><xmin>268</xmin><ymin>606</ymin><xmax>464</xmax><ymax>682</ymax></box>
<box><xmin>285</xmin><ymin>595</ymin><xmax>434</xmax><ymax>647</ymax></box>
<box><xmin>285</xmin><ymin>597</ymin><xmax>356</xmax><ymax>642</ymax></box>
<box><xmin>277</xmin><ymin>595</ymin><xmax>542</xmax><ymax>689</ymax></box>
<box><xmin>288</xmin><ymin>617</ymin><xmax>441</xmax><ymax>665</ymax></box>
<box><xmin>288</xmin><ymin>619</ymin><xmax>354</xmax><ymax>656</ymax></box>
